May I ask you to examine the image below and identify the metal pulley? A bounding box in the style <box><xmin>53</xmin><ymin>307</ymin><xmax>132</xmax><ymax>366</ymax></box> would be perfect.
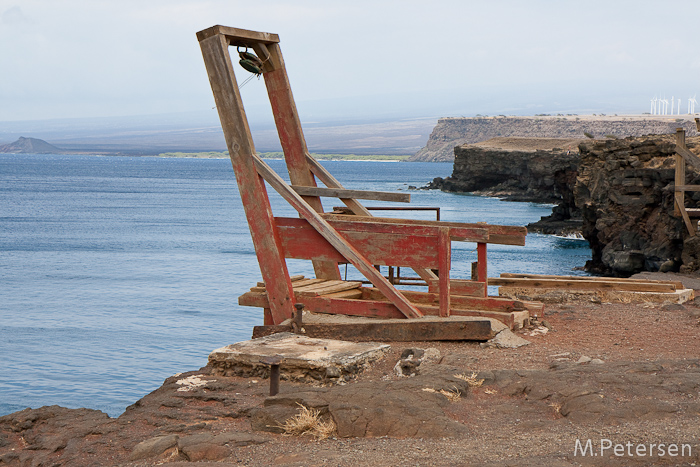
<box><xmin>238</xmin><ymin>47</ymin><xmax>264</xmax><ymax>75</ymax></box>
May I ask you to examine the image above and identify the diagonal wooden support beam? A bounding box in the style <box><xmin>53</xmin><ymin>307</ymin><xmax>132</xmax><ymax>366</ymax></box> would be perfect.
<box><xmin>253</xmin><ymin>155</ymin><xmax>423</xmax><ymax>319</ymax></box>
<box><xmin>305</xmin><ymin>153</ymin><xmax>440</xmax><ymax>284</ymax></box>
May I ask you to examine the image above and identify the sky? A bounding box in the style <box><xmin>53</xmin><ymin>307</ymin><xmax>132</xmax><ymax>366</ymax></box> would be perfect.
<box><xmin>1</xmin><ymin>0</ymin><xmax>700</xmax><ymax>124</ymax></box>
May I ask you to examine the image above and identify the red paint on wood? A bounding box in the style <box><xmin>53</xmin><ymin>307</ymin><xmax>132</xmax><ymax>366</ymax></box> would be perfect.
<box><xmin>199</xmin><ymin>34</ymin><xmax>294</xmax><ymax>325</ymax></box>
<box><xmin>438</xmin><ymin>227</ymin><xmax>450</xmax><ymax>317</ymax></box>
<box><xmin>477</xmin><ymin>242</ymin><xmax>487</xmax><ymax>295</ymax></box>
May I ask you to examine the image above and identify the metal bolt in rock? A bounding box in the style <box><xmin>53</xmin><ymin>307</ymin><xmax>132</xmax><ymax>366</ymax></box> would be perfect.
<box><xmin>261</xmin><ymin>355</ymin><xmax>283</xmax><ymax>396</ymax></box>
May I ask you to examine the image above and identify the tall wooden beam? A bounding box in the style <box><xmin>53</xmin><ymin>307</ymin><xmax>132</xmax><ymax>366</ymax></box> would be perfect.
<box><xmin>259</xmin><ymin>42</ymin><xmax>341</xmax><ymax>280</ymax></box>
<box><xmin>198</xmin><ymin>33</ymin><xmax>295</xmax><ymax>324</ymax></box>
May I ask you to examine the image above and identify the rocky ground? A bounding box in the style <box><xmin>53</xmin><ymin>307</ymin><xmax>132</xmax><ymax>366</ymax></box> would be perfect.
<box><xmin>2</xmin><ymin>281</ymin><xmax>700</xmax><ymax>466</ymax></box>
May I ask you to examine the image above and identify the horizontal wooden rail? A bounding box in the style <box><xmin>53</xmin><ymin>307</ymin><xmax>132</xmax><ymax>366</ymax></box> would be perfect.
<box><xmin>489</xmin><ymin>277</ymin><xmax>677</xmax><ymax>292</ymax></box>
<box><xmin>499</xmin><ymin>273</ymin><xmax>684</xmax><ymax>288</ymax></box>
<box><xmin>321</xmin><ymin>213</ymin><xmax>527</xmax><ymax>245</ymax></box>
<box><xmin>292</xmin><ymin>185</ymin><xmax>410</xmax><ymax>203</ymax></box>
<box><xmin>196</xmin><ymin>25</ymin><xmax>280</xmax><ymax>45</ymax></box>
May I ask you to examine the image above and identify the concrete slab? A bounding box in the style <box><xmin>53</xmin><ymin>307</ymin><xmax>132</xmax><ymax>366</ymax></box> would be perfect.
<box><xmin>208</xmin><ymin>333</ymin><xmax>390</xmax><ymax>383</ymax></box>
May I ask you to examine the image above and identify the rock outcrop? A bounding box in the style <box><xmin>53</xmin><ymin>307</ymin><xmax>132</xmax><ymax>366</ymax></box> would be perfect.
<box><xmin>429</xmin><ymin>132</ymin><xmax>700</xmax><ymax>276</ymax></box>
<box><xmin>411</xmin><ymin>116</ymin><xmax>700</xmax><ymax>162</ymax></box>
<box><xmin>0</xmin><ymin>136</ymin><xmax>65</xmax><ymax>154</ymax></box>
<box><xmin>430</xmin><ymin>138</ymin><xmax>580</xmax><ymax>206</ymax></box>
<box><xmin>573</xmin><ymin>135</ymin><xmax>700</xmax><ymax>275</ymax></box>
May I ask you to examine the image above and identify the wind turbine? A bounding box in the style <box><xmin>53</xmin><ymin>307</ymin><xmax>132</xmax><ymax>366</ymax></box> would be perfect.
<box><xmin>650</xmin><ymin>97</ymin><xmax>655</xmax><ymax>114</ymax></box>
<box><xmin>671</xmin><ymin>96</ymin><xmax>674</xmax><ymax>115</ymax></box>
<box><xmin>691</xmin><ymin>95</ymin><xmax>698</xmax><ymax>114</ymax></box>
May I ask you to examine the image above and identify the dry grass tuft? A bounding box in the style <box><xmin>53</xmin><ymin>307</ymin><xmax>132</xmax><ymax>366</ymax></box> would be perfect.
<box><xmin>454</xmin><ymin>372</ymin><xmax>484</xmax><ymax>387</ymax></box>
<box><xmin>549</xmin><ymin>402</ymin><xmax>562</xmax><ymax>415</ymax></box>
<box><xmin>422</xmin><ymin>387</ymin><xmax>462</xmax><ymax>402</ymax></box>
<box><xmin>280</xmin><ymin>403</ymin><xmax>336</xmax><ymax>440</ymax></box>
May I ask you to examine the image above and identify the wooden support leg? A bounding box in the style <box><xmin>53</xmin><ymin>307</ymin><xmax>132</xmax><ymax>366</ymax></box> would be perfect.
<box><xmin>199</xmin><ymin>34</ymin><xmax>295</xmax><ymax>324</ymax></box>
<box><xmin>259</xmin><ymin>42</ymin><xmax>341</xmax><ymax>280</ymax></box>
<box><xmin>263</xmin><ymin>308</ymin><xmax>273</xmax><ymax>325</ymax></box>
<box><xmin>438</xmin><ymin>227</ymin><xmax>451</xmax><ymax>317</ymax></box>
<box><xmin>477</xmin><ymin>242</ymin><xmax>487</xmax><ymax>296</ymax></box>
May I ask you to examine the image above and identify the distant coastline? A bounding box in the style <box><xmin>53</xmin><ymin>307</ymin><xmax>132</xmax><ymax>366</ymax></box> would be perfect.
<box><xmin>156</xmin><ymin>151</ymin><xmax>410</xmax><ymax>161</ymax></box>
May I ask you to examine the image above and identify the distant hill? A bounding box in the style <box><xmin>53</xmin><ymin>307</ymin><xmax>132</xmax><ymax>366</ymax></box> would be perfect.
<box><xmin>0</xmin><ymin>136</ymin><xmax>66</xmax><ymax>154</ymax></box>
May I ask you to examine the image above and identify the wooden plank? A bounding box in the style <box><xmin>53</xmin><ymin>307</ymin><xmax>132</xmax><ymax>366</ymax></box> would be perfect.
<box><xmin>297</xmin><ymin>281</ymin><xmax>363</xmax><ymax>297</ymax></box>
<box><xmin>199</xmin><ymin>32</ymin><xmax>295</xmax><ymax>325</ymax></box>
<box><xmin>362</xmin><ymin>287</ymin><xmax>542</xmax><ymax>314</ymax></box>
<box><xmin>675</xmin><ymin>144</ymin><xmax>700</xmax><ymax>171</ymax></box>
<box><xmin>262</xmin><ymin>42</ymin><xmax>341</xmax><ymax>281</ymax></box>
<box><xmin>489</xmin><ymin>277</ymin><xmax>677</xmax><ymax>292</ymax></box>
<box><xmin>252</xmin><ymin>277</ymin><xmax>322</xmax><ymax>292</ymax></box>
<box><xmin>499</xmin><ymin>273</ymin><xmax>684</xmax><ymax>289</ymax></box>
<box><xmin>290</xmin><ymin>278</ymin><xmax>328</xmax><ymax>289</ymax></box>
<box><xmin>305</xmin><ymin>154</ymin><xmax>373</xmax><ymax>217</ymax></box>
<box><xmin>438</xmin><ymin>227</ymin><xmax>450</xmax><ymax>317</ymax></box>
<box><xmin>239</xmin><ymin>291</ymin><xmax>529</xmax><ymax>329</ymax></box>
<box><xmin>674</xmin><ymin>185</ymin><xmax>700</xmax><ymax>191</ymax></box>
<box><xmin>196</xmin><ymin>25</ymin><xmax>280</xmax><ymax>45</ymax></box>
<box><xmin>321</xmin><ymin>289</ymin><xmax>364</xmax><ymax>299</ymax></box>
<box><xmin>257</xmin><ymin>274</ymin><xmax>305</xmax><ymax>287</ymax></box>
<box><xmin>292</xmin><ymin>279</ymin><xmax>344</xmax><ymax>291</ymax></box>
<box><xmin>253</xmin><ymin>319</ymin><xmax>497</xmax><ymax>342</ymax></box>
<box><xmin>675</xmin><ymin>152</ymin><xmax>685</xmax><ymax>217</ymax></box>
<box><xmin>321</xmin><ymin>214</ymin><xmax>527</xmax><ymax>245</ymax></box>
<box><xmin>685</xmin><ymin>208</ymin><xmax>700</xmax><ymax>217</ymax></box>
<box><xmin>254</xmin><ymin>155</ymin><xmax>423</xmax><ymax>319</ymax></box>
<box><xmin>291</xmin><ymin>185</ymin><xmax>411</xmax><ymax>203</ymax></box>
<box><xmin>679</xmin><ymin>205</ymin><xmax>695</xmax><ymax>235</ymax></box>
<box><xmin>429</xmin><ymin>279</ymin><xmax>486</xmax><ymax>297</ymax></box>
<box><xmin>323</xmin><ymin>217</ymin><xmax>489</xmax><ymax>242</ymax></box>
<box><xmin>499</xmin><ymin>273</ymin><xmax>682</xmax><ymax>288</ymax></box>
<box><xmin>275</xmin><ymin>216</ymin><xmax>444</xmax><ymax>267</ymax></box>
<box><xmin>476</xmin><ymin>242</ymin><xmax>487</xmax><ymax>287</ymax></box>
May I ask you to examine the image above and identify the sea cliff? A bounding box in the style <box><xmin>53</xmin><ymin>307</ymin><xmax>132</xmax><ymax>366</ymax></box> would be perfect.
<box><xmin>411</xmin><ymin>116</ymin><xmax>700</xmax><ymax>162</ymax></box>
<box><xmin>431</xmin><ymin>133</ymin><xmax>700</xmax><ymax>276</ymax></box>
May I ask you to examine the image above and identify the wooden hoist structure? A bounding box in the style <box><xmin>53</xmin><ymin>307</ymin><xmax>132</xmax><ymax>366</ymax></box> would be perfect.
<box><xmin>197</xmin><ymin>26</ymin><xmax>542</xmax><ymax>340</ymax></box>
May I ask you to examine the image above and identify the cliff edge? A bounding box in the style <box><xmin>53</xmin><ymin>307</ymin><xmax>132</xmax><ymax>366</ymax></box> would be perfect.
<box><xmin>411</xmin><ymin>115</ymin><xmax>700</xmax><ymax>162</ymax></box>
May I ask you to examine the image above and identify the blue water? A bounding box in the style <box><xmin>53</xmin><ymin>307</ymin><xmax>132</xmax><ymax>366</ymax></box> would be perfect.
<box><xmin>0</xmin><ymin>154</ymin><xmax>590</xmax><ymax>417</ymax></box>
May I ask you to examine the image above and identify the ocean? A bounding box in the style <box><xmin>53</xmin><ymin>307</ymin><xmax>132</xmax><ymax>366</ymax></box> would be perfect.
<box><xmin>0</xmin><ymin>154</ymin><xmax>591</xmax><ymax>417</ymax></box>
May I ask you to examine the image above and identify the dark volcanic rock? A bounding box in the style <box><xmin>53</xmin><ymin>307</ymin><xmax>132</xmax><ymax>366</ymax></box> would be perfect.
<box><xmin>573</xmin><ymin>135</ymin><xmax>700</xmax><ymax>275</ymax></box>
<box><xmin>430</xmin><ymin>141</ymin><xmax>580</xmax><ymax>210</ymax></box>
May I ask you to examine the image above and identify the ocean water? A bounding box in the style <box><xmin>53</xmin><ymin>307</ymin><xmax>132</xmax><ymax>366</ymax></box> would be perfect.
<box><xmin>0</xmin><ymin>154</ymin><xmax>591</xmax><ymax>417</ymax></box>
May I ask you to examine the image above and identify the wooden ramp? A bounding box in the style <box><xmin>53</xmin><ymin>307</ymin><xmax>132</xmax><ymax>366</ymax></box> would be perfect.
<box><xmin>197</xmin><ymin>25</ymin><xmax>541</xmax><ymax>340</ymax></box>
